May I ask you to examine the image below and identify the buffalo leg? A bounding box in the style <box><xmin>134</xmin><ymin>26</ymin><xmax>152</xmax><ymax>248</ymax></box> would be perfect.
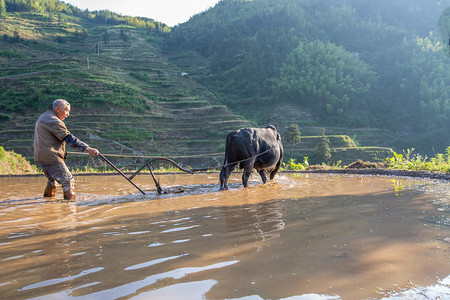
<box><xmin>242</xmin><ymin>162</ymin><xmax>254</xmax><ymax>188</ymax></box>
<box><xmin>220</xmin><ymin>163</ymin><xmax>237</xmax><ymax>190</ymax></box>
<box><xmin>258</xmin><ymin>170</ymin><xmax>267</xmax><ymax>184</ymax></box>
<box><xmin>270</xmin><ymin>158</ymin><xmax>282</xmax><ymax>180</ymax></box>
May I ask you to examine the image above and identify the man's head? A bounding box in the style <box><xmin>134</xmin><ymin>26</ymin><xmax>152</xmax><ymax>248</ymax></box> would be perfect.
<box><xmin>53</xmin><ymin>99</ymin><xmax>70</xmax><ymax>120</ymax></box>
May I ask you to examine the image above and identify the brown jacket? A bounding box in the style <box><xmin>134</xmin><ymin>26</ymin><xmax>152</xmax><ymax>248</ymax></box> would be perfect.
<box><xmin>34</xmin><ymin>110</ymin><xmax>70</xmax><ymax>165</ymax></box>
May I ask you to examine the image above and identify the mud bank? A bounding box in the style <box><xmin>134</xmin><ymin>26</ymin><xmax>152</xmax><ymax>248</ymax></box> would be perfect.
<box><xmin>290</xmin><ymin>168</ymin><xmax>450</xmax><ymax>181</ymax></box>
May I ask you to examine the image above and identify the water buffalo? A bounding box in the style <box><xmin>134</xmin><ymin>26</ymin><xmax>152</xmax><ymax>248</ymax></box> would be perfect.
<box><xmin>219</xmin><ymin>125</ymin><xmax>283</xmax><ymax>190</ymax></box>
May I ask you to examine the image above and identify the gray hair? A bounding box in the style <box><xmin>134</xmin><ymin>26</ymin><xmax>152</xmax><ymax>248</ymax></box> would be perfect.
<box><xmin>53</xmin><ymin>99</ymin><xmax>70</xmax><ymax>111</ymax></box>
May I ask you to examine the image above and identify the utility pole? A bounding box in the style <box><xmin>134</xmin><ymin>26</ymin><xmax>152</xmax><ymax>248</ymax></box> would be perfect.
<box><xmin>97</xmin><ymin>42</ymin><xmax>100</xmax><ymax>55</ymax></box>
<box><xmin>87</xmin><ymin>57</ymin><xmax>89</xmax><ymax>69</ymax></box>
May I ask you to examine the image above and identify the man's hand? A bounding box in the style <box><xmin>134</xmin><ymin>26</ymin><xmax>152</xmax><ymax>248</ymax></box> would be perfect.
<box><xmin>86</xmin><ymin>147</ymin><xmax>99</xmax><ymax>156</ymax></box>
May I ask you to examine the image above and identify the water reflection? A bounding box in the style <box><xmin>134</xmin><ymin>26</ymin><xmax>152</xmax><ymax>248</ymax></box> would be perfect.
<box><xmin>0</xmin><ymin>173</ymin><xmax>448</xmax><ymax>299</ymax></box>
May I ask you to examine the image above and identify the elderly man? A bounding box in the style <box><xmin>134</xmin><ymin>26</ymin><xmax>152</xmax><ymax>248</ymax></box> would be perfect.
<box><xmin>34</xmin><ymin>99</ymin><xmax>99</xmax><ymax>200</ymax></box>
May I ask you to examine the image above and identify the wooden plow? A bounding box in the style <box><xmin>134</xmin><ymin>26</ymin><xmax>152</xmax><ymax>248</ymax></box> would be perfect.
<box><xmin>126</xmin><ymin>157</ymin><xmax>213</xmax><ymax>195</ymax></box>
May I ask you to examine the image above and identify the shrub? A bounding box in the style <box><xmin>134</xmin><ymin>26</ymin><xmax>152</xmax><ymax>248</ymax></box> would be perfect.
<box><xmin>0</xmin><ymin>113</ymin><xmax>10</xmax><ymax>122</ymax></box>
<box><xmin>283</xmin><ymin>157</ymin><xmax>309</xmax><ymax>171</ymax></box>
<box><xmin>386</xmin><ymin>148</ymin><xmax>450</xmax><ymax>173</ymax></box>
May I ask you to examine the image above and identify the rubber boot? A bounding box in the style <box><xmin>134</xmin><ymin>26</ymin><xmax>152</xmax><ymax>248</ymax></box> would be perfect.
<box><xmin>63</xmin><ymin>189</ymin><xmax>76</xmax><ymax>201</ymax></box>
<box><xmin>43</xmin><ymin>182</ymin><xmax>56</xmax><ymax>197</ymax></box>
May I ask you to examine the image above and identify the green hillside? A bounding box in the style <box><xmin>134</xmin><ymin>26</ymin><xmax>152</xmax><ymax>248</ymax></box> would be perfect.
<box><xmin>3</xmin><ymin>0</ymin><xmax>450</xmax><ymax>171</ymax></box>
<box><xmin>167</xmin><ymin>0</ymin><xmax>450</xmax><ymax>155</ymax></box>
<box><xmin>0</xmin><ymin>6</ymin><xmax>251</xmax><ymax>169</ymax></box>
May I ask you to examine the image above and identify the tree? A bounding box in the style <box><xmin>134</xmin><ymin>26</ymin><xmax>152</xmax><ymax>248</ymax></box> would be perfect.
<box><xmin>312</xmin><ymin>128</ymin><xmax>331</xmax><ymax>164</ymax></box>
<box><xmin>438</xmin><ymin>7</ymin><xmax>450</xmax><ymax>57</ymax></box>
<box><xmin>0</xmin><ymin>0</ymin><xmax>6</xmax><ymax>19</ymax></box>
<box><xmin>120</xmin><ymin>29</ymin><xmax>128</xmax><ymax>42</ymax></box>
<box><xmin>103</xmin><ymin>30</ymin><xmax>109</xmax><ymax>44</ymax></box>
<box><xmin>284</xmin><ymin>123</ymin><xmax>301</xmax><ymax>157</ymax></box>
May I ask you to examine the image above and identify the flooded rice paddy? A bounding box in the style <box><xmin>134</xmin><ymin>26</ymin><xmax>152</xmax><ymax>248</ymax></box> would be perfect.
<box><xmin>0</xmin><ymin>172</ymin><xmax>449</xmax><ymax>299</ymax></box>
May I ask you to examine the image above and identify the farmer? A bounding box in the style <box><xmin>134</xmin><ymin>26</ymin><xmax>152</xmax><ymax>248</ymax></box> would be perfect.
<box><xmin>34</xmin><ymin>99</ymin><xmax>99</xmax><ymax>200</ymax></box>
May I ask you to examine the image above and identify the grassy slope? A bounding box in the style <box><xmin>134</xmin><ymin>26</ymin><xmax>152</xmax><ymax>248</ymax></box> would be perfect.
<box><xmin>0</xmin><ymin>146</ymin><xmax>37</xmax><ymax>175</ymax></box>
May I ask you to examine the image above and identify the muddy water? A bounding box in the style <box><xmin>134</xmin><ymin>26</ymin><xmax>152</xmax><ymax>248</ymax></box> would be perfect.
<box><xmin>0</xmin><ymin>173</ymin><xmax>449</xmax><ymax>299</ymax></box>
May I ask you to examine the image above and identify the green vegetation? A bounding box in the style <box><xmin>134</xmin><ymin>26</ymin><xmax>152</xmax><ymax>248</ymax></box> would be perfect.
<box><xmin>387</xmin><ymin>147</ymin><xmax>450</xmax><ymax>173</ymax></box>
<box><xmin>282</xmin><ymin>146</ymin><xmax>450</xmax><ymax>174</ymax></box>
<box><xmin>283</xmin><ymin>157</ymin><xmax>309</xmax><ymax>171</ymax></box>
<box><xmin>0</xmin><ymin>146</ymin><xmax>37</xmax><ymax>174</ymax></box>
<box><xmin>439</xmin><ymin>7</ymin><xmax>450</xmax><ymax>56</ymax></box>
<box><xmin>4</xmin><ymin>0</ymin><xmax>169</xmax><ymax>31</ymax></box>
<box><xmin>283</xmin><ymin>124</ymin><xmax>301</xmax><ymax>157</ymax></box>
<box><xmin>0</xmin><ymin>0</ymin><xmax>6</xmax><ymax>18</ymax></box>
<box><xmin>0</xmin><ymin>2</ymin><xmax>253</xmax><ymax>171</ymax></box>
<box><xmin>168</xmin><ymin>0</ymin><xmax>450</xmax><ymax>155</ymax></box>
<box><xmin>278</xmin><ymin>40</ymin><xmax>375</xmax><ymax>126</ymax></box>
<box><xmin>0</xmin><ymin>0</ymin><xmax>449</xmax><ymax>177</ymax></box>
<box><xmin>310</xmin><ymin>129</ymin><xmax>332</xmax><ymax>165</ymax></box>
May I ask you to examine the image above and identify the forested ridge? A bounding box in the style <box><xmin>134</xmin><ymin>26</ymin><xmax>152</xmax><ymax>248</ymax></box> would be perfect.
<box><xmin>1</xmin><ymin>0</ymin><xmax>170</xmax><ymax>31</ymax></box>
<box><xmin>168</xmin><ymin>0</ymin><xmax>450</xmax><ymax>154</ymax></box>
<box><xmin>1</xmin><ymin>0</ymin><xmax>450</xmax><ymax>158</ymax></box>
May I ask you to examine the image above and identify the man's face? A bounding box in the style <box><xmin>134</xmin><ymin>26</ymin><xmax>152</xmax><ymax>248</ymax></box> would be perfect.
<box><xmin>55</xmin><ymin>105</ymin><xmax>70</xmax><ymax>120</ymax></box>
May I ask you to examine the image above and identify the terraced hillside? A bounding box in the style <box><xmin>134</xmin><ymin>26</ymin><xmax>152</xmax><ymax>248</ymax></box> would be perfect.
<box><xmin>0</xmin><ymin>12</ymin><xmax>253</xmax><ymax>169</ymax></box>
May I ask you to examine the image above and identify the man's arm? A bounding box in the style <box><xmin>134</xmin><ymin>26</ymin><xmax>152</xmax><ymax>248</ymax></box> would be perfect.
<box><xmin>64</xmin><ymin>134</ymin><xmax>98</xmax><ymax>156</ymax></box>
<box><xmin>64</xmin><ymin>133</ymin><xmax>88</xmax><ymax>151</ymax></box>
